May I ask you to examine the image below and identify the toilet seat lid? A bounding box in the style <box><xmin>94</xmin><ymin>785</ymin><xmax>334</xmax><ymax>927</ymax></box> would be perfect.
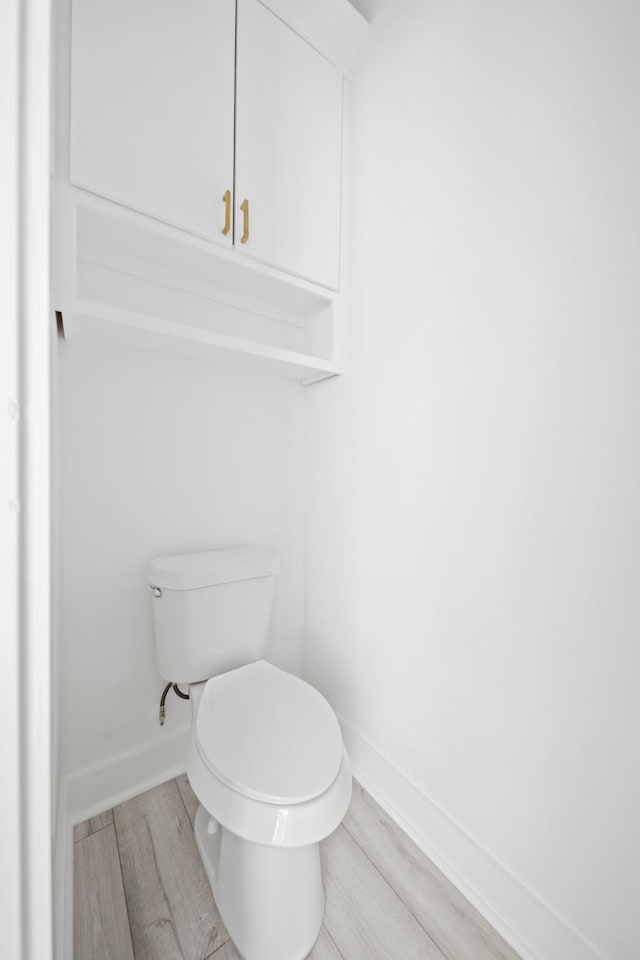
<box><xmin>195</xmin><ymin>661</ymin><xmax>344</xmax><ymax>805</ymax></box>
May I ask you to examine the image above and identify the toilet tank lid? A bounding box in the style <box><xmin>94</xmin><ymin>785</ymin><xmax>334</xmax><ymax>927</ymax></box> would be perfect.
<box><xmin>148</xmin><ymin>547</ymin><xmax>280</xmax><ymax>591</ymax></box>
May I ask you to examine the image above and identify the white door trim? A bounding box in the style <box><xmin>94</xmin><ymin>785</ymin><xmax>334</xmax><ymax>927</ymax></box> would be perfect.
<box><xmin>0</xmin><ymin>1</ymin><xmax>24</xmax><ymax>953</ymax></box>
<box><xmin>0</xmin><ymin>0</ymin><xmax>53</xmax><ymax>957</ymax></box>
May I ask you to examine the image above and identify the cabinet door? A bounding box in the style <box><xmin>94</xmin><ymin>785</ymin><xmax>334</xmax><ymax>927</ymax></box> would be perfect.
<box><xmin>235</xmin><ymin>0</ymin><xmax>343</xmax><ymax>289</ymax></box>
<box><xmin>70</xmin><ymin>0</ymin><xmax>236</xmax><ymax>245</ymax></box>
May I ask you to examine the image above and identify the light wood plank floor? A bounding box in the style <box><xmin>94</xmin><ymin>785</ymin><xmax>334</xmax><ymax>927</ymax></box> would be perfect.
<box><xmin>74</xmin><ymin>776</ymin><xmax>522</xmax><ymax>960</ymax></box>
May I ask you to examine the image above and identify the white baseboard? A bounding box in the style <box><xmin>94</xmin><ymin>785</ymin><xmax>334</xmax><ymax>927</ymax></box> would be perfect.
<box><xmin>65</xmin><ymin>727</ymin><xmax>189</xmax><ymax>823</ymax></box>
<box><xmin>340</xmin><ymin>720</ymin><xmax>607</xmax><ymax>960</ymax></box>
<box><xmin>54</xmin><ymin>728</ymin><xmax>190</xmax><ymax>960</ymax></box>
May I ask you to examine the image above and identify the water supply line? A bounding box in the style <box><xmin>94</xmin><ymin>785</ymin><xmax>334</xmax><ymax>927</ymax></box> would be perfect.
<box><xmin>159</xmin><ymin>681</ymin><xmax>190</xmax><ymax>726</ymax></box>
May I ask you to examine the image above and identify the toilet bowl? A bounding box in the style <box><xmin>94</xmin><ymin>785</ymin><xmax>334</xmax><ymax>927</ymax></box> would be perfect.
<box><xmin>186</xmin><ymin>661</ymin><xmax>351</xmax><ymax>960</ymax></box>
<box><xmin>148</xmin><ymin>548</ymin><xmax>351</xmax><ymax>960</ymax></box>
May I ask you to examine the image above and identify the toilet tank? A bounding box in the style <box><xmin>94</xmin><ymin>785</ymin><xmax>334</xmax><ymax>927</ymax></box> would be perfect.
<box><xmin>148</xmin><ymin>547</ymin><xmax>280</xmax><ymax>684</ymax></box>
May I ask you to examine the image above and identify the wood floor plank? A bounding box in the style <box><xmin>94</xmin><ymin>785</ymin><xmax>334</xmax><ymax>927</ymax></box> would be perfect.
<box><xmin>343</xmin><ymin>782</ymin><xmax>522</xmax><ymax>960</ymax></box>
<box><xmin>310</xmin><ymin>925</ymin><xmax>345</xmax><ymax>960</ymax></box>
<box><xmin>209</xmin><ymin>924</ymin><xmax>342</xmax><ymax>960</ymax></box>
<box><xmin>113</xmin><ymin>779</ymin><xmax>228</xmax><ymax>960</ymax></box>
<box><xmin>321</xmin><ymin>824</ymin><xmax>446</xmax><ymax>960</ymax></box>
<box><xmin>209</xmin><ymin>941</ymin><xmax>241</xmax><ymax>960</ymax></box>
<box><xmin>74</xmin><ymin>807</ymin><xmax>114</xmax><ymax>842</ymax></box>
<box><xmin>74</xmin><ymin>823</ymin><xmax>134</xmax><ymax>960</ymax></box>
<box><xmin>176</xmin><ymin>772</ymin><xmax>200</xmax><ymax>826</ymax></box>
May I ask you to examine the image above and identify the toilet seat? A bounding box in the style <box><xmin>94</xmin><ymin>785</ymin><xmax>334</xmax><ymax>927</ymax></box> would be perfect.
<box><xmin>194</xmin><ymin>660</ymin><xmax>343</xmax><ymax>805</ymax></box>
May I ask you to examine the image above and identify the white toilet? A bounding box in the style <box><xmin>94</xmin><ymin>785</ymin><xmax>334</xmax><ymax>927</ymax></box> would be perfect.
<box><xmin>147</xmin><ymin>546</ymin><xmax>351</xmax><ymax>960</ymax></box>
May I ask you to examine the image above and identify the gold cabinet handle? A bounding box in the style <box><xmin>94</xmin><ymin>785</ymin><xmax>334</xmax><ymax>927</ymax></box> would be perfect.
<box><xmin>222</xmin><ymin>189</ymin><xmax>231</xmax><ymax>236</ymax></box>
<box><xmin>240</xmin><ymin>198</ymin><xmax>250</xmax><ymax>244</ymax></box>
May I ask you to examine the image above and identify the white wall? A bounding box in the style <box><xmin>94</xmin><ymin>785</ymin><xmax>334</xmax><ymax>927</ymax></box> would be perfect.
<box><xmin>58</xmin><ymin>339</ymin><xmax>304</xmax><ymax>778</ymax></box>
<box><xmin>306</xmin><ymin>2</ymin><xmax>640</xmax><ymax>959</ymax></box>
<box><xmin>347</xmin><ymin>0</ymin><xmax>375</xmax><ymax>21</ymax></box>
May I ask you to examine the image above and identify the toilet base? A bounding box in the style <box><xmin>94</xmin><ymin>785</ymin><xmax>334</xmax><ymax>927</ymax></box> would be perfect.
<box><xmin>194</xmin><ymin>804</ymin><xmax>324</xmax><ymax>960</ymax></box>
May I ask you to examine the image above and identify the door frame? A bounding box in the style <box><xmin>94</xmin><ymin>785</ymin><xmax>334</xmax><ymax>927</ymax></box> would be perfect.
<box><xmin>0</xmin><ymin>0</ymin><xmax>53</xmax><ymax>957</ymax></box>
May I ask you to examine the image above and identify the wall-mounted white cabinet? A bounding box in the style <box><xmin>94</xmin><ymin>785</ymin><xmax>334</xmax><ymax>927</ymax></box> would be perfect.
<box><xmin>234</xmin><ymin>0</ymin><xmax>343</xmax><ymax>288</ymax></box>
<box><xmin>56</xmin><ymin>0</ymin><xmax>368</xmax><ymax>381</ymax></box>
<box><xmin>70</xmin><ymin>0</ymin><xmax>344</xmax><ymax>290</ymax></box>
<box><xmin>70</xmin><ymin>0</ymin><xmax>236</xmax><ymax>249</ymax></box>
